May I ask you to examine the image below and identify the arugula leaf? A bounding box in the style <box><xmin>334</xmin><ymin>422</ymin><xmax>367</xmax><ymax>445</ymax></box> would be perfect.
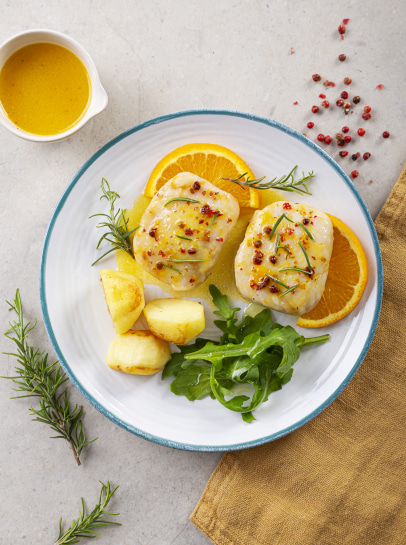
<box><xmin>162</xmin><ymin>285</ymin><xmax>330</xmax><ymax>422</ymax></box>
<box><xmin>209</xmin><ymin>284</ymin><xmax>240</xmax><ymax>343</ymax></box>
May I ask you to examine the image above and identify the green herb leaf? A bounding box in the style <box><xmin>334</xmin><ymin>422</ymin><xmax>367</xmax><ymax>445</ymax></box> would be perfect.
<box><xmin>90</xmin><ymin>178</ymin><xmax>137</xmax><ymax>265</ymax></box>
<box><xmin>223</xmin><ymin>165</ymin><xmax>314</xmax><ymax>195</ymax></box>
<box><xmin>164</xmin><ymin>197</ymin><xmax>201</xmax><ymax>207</ymax></box>
<box><xmin>209</xmin><ymin>210</ymin><xmax>220</xmax><ymax>227</ymax></box>
<box><xmin>162</xmin><ymin>264</ymin><xmax>183</xmax><ymax>274</ymax></box>
<box><xmin>299</xmin><ymin>222</ymin><xmax>314</xmax><ymax>240</ymax></box>
<box><xmin>268</xmin><ymin>213</ymin><xmax>294</xmax><ymax>240</ymax></box>
<box><xmin>175</xmin><ymin>234</ymin><xmax>194</xmax><ymax>241</ymax></box>
<box><xmin>167</xmin><ymin>258</ymin><xmax>205</xmax><ymax>263</ymax></box>
<box><xmin>55</xmin><ymin>481</ymin><xmax>120</xmax><ymax>544</ymax></box>
<box><xmin>3</xmin><ymin>290</ymin><xmax>97</xmax><ymax>465</ymax></box>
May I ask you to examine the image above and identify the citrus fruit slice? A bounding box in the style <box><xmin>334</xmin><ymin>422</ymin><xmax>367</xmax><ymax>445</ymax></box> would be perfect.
<box><xmin>144</xmin><ymin>143</ymin><xmax>260</xmax><ymax>208</ymax></box>
<box><xmin>296</xmin><ymin>214</ymin><xmax>368</xmax><ymax>328</ymax></box>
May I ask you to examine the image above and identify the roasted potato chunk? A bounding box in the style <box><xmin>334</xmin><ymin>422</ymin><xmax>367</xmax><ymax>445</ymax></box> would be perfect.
<box><xmin>143</xmin><ymin>298</ymin><xmax>205</xmax><ymax>345</ymax></box>
<box><xmin>100</xmin><ymin>269</ymin><xmax>145</xmax><ymax>334</ymax></box>
<box><xmin>106</xmin><ymin>330</ymin><xmax>171</xmax><ymax>375</ymax></box>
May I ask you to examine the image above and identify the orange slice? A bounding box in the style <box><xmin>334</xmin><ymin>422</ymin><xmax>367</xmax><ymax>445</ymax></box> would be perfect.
<box><xmin>144</xmin><ymin>143</ymin><xmax>260</xmax><ymax>208</ymax></box>
<box><xmin>296</xmin><ymin>214</ymin><xmax>368</xmax><ymax>328</ymax></box>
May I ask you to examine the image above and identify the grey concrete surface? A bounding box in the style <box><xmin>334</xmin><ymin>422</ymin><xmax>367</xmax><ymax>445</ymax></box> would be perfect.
<box><xmin>0</xmin><ymin>1</ymin><xmax>405</xmax><ymax>543</ymax></box>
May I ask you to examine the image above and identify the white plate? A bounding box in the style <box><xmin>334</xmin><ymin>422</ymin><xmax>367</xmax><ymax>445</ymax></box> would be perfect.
<box><xmin>40</xmin><ymin>110</ymin><xmax>382</xmax><ymax>451</ymax></box>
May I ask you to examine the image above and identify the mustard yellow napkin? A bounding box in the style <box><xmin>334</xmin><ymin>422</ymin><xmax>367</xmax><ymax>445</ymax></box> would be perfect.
<box><xmin>191</xmin><ymin>164</ymin><xmax>406</xmax><ymax>545</ymax></box>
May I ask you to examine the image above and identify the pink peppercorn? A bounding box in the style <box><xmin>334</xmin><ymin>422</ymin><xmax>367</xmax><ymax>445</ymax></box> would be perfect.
<box><xmin>344</xmin><ymin>135</ymin><xmax>352</xmax><ymax>143</ymax></box>
<box><xmin>357</xmin><ymin>128</ymin><xmax>365</xmax><ymax>136</ymax></box>
<box><xmin>341</xmin><ymin>91</ymin><xmax>349</xmax><ymax>99</ymax></box>
<box><xmin>324</xmin><ymin>135</ymin><xmax>332</xmax><ymax>144</ymax></box>
<box><xmin>321</xmin><ymin>100</ymin><xmax>330</xmax><ymax>108</ymax></box>
<box><xmin>342</xmin><ymin>126</ymin><xmax>349</xmax><ymax>133</ymax></box>
<box><xmin>312</xmin><ymin>105</ymin><xmax>319</xmax><ymax>113</ymax></box>
<box><xmin>307</xmin><ymin>121</ymin><xmax>314</xmax><ymax>129</ymax></box>
<box><xmin>383</xmin><ymin>131</ymin><xmax>390</xmax><ymax>138</ymax></box>
<box><xmin>317</xmin><ymin>133</ymin><xmax>325</xmax><ymax>142</ymax></box>
<box><xmin>351</xmin><ymin>170</ymin><xmax>359</xmax><ymax>178</ymax></box>
<box><xmin>363</xmin><ymin>152</ymin><xmax>371</xmax><ymax>160</ymax></box>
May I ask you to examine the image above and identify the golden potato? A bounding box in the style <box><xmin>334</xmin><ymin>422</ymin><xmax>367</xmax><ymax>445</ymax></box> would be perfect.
<box><xmin>106</xmin><ymin>330</ymin><xmax>171</xmax><ymax>375</ymax></box>
<box><xmin>143</xmin><ymin>298</ymin><xmax>205</xmax><ymax>345</ymax></box>
<box><xmin>100</xmin><ymin>269</ymin><xmax>144</xmax><ymax>334</ymax></box>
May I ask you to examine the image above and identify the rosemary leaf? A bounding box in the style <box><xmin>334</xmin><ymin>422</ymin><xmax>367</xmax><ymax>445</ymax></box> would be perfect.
<box><xmin>55</xmin><ymin>481</ymin><xmax>120</xmax><ymax>545</ymax></box>
<box><xmin>167</xmin><ymin>259</ymin><xmax>205</xmax><ymax>263</ymax></box>
<box><xmin>163</xmin><ymin>264</ymin><xmax>183</xmax><ymax>274</ymax></box>
<box><xmin>89</xmin><ymin>178</ymin><xmax>137</xmax><ymax>265</ymax></box>
<box><xmin>209</xmin><ymin>210</ymin><xmax>220</xmax><ymax>227</ymax></box>
<box><xmin>278</xmin><ymin>267</ymin><xmax>313</xmax><ymax>275</ymax></box>
<box><xmin>164</xmin><ymin>197</ymin><xmax>201</xmax><ymax>207</ymax></box>
<box><xmin>265</xmin><ymin>274</ymin><xmax>290</xmax><ymax>289</ymax></box>
<box><xmin>298</xmin><ymin>222</ymin><xmax>314</xmax><ymax>240</ymax></box>
<box><xmin>223</xmin><ymin>165</ymin><xmax>314</xmax><ymax>195</ymax></box>
<box><xmin>268</xmin><ymin>213</ymin><xmax>294</xmax><ymax>240</ymax></box>
<box><xmin>279</xmin><ymin>284</ymin><xmax>299</xmax><ymax>297</ymax></box>
<box><xmin>298</xmin><ymin>241</ymin><xmax>314</xmax><ymax>273</ymax></box>
<box><xmin>175</xmin><ymin>235</ymin><xmax>193</xmax><ymax>241</ymax></box>
<box><xmin>2</xmin><ymin>290</ymin><xmax>97</xmax><ymax>465</ymax></box>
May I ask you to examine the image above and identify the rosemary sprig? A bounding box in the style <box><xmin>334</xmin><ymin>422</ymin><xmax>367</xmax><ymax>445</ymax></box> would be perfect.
<box><xmin>223</xmin><ymin>165</ymin><xmax>314</xmax><ymax>195</ymax></box>
<box><xmin>164</xmin><ymin>197</ymin><xmax>201</xmax><ymax>207</ymax></box>
<box><xmin>89</xmin><ymin>178</ymin><xmax>138</xmax><ymax>266</ymax></box>
<box><xmin>2</xmin><ymin>290</ymin><xmax>96</xmax><ymax>466</ymax></box>
<box><xmin>55</xmin><ymin>481</ymin><xmax>120</xmax><ymax>544</ymax></box>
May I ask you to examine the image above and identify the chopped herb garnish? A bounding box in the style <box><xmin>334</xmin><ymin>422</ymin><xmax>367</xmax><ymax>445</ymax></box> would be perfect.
<box><xmin>163</xmin><ymin>264</ymin><xmax>183</xmax><ymax>274</ymax></box>
<box><xmin>269</xmin><ymin>213</ymin><xmax>294</xmax><ymax>240</ymax></box>
<box><xmin>209</xmin><ymin>210</ymin><xmax>220</xmax><ymax>227</ymax></box>
<box><xmin>299</xmin><ymin>222</ymin><xmax>314</xmax><ymax>240</ymax></box>
<box><xmin>223</xmin><ymin>165</ymin><xmax>314</xmax><ymax>195</ymax></box>
<box><xmin>167</xmin><ymin>258</ymin><xmax>205</xmax><ymax>263</ymax></box>
<box><xmin>274</xmin><ymin>233</ymin><xmax>280</xmax><ymax>254</ymax></box>
<box><xmin>298</xmin><ymin>241</ymin><xmax>314</xmax><ymax>272</ymax></box>
<box><xmin>265</xmin><ymin>274</ymin><xmax>289</xmax><ymax>289</ymax></box>
<box><xmin>279</xmin><ymin>284</ymin><xmax>299</xmax><ymax>297</ymax></box>
<box><xmin>175</xmin><ymin>234</ymin><xmax>193</xmax><ymax>241</ymax></box>
<box><xmin>278</xmin><ymin>267</ymin><xmax>313</xmax><ymax>275</ymax></box>
<box><xmin>265</xmin><ymin>274</ymin><xmax>298</xmax><ymax>296</ymax></box>
<box><xmin>164</xmin><ymin>197</ymin><xmax>201</xmax><ymax>207</ymax></box>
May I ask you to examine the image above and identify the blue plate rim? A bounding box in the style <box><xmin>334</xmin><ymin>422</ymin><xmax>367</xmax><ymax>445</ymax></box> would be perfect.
<box><xmin>40</xmin><ymin>108</ymin><xmax>383</xmax><ymax>452</ymax></box>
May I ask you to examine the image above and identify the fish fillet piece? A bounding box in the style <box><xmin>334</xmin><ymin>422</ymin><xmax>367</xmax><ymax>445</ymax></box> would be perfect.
<box><xmin>133</xmin><ymin>172</ymin><xmax>240</xmax><ymax>291</ymax></box>
<box><xmin>235</xmin><ymin>201</ymin><xmax>333</xmax><ymax>315</ymax></box>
